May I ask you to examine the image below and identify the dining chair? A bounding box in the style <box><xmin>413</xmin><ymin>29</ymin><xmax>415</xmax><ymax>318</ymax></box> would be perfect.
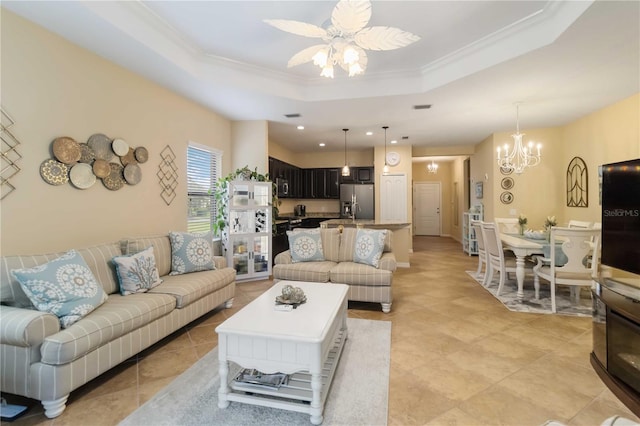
<box><xmin>567</xmin><ymin>220</ymin><xmax>592</xmax><ymax>229</ymax></box>
<box><xmin>481</xmin><ymin>222</ymin><xmax>535</xmax><ymax>295</ymax></box>
<box><xmin>470</xmin><ymin>220</ymin><xmax>488</xmax><ymax>286</ymax></box>
<box><xmin>494</xmin><ymin>217</ymin><xmax>520</xmax><ymax>234</ymax></box>
<box><xmin>533</xmin><ymin>227</ymin><xmax>601</xmax><ymax>313</ymax></box>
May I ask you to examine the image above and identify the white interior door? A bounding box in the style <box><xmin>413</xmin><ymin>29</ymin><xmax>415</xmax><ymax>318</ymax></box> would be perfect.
<box><xmin>380</xmin><ymin>174</ymin><xmax>407</xmax><ymax>222</ymax></box>
<box><xmin>414</xmin><ymin>182</ymin><xmax>441</xmax><ymax>235</ymax></box>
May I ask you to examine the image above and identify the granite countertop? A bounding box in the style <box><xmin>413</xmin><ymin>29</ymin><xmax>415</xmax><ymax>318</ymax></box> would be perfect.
<box><xmin>320</xmin><ymin>219</ymin><xmax>410</xmax><ymax>228</ymax></box>
<box><xmin>277</xmin><ymin>212</ymin><xmax>341</xmax><ymax>220</ymax></box>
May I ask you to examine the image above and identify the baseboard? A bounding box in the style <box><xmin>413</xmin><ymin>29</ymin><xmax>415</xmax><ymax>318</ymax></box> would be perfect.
<box><xmin>397</xmin><ymin>262</ymin><xmax>410</xmax><ymax>268</ymax></box>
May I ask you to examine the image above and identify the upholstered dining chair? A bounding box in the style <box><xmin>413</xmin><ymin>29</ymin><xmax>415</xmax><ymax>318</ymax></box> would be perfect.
<box><xmin>494</xmin><ymin>217</ymin><xmax>520</xmax><ymax>234</ymax></box>
<box><xmin>567</xmin><ymin>220</ymin><xmax>592</xmax><ymax>229</ymax></box>
<box><xmin>470</xmin><ymin>220</ymin><xmax>488</xmax><ymax>286</ymax></box>
<box><xmin>481</xmin><ymin>222</ymin><xmax>535</xmax><ymax>295</ymax></box>
<box><xmin>533</xmin><ymin>227</ymin><xmax>601</xmax><ymax>313</ymax></box>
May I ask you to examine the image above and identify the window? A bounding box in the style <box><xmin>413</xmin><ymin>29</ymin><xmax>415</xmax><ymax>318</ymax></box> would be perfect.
<box><xmin>187</xmin><ymin>143</ymin><xmax>221</xmax><ymax>233</ymax></box>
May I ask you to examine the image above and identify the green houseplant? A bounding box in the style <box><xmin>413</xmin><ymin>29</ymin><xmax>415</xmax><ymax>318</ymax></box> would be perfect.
<box><xmin>213</xmin><ymin>166</ymin><xmax>279</xmax><ymax>252</ymax></box>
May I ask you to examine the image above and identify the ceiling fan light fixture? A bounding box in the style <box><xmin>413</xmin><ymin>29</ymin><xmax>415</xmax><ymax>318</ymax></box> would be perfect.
<box><xmin>321</xmin><ymin>64</ymin><xmax>335</xmax><ymax>78</ymax></box>
<box><xmin>312</xmin><ymin>49</ymin><xmax>329</xmax><ymax>67</ymax></box>
<box><xmin>265</xmin><ymin>0</ymin><xmax>419</xmax><ymax>78</ymax></box>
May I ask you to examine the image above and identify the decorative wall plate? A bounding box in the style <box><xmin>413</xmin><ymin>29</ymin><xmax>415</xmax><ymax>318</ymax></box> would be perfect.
<box><xmin>134</xmin><ymin>147</ymin><xmax>149</xmax><ymax>163</ymax></box>
<box><xmin>52</xmin><ymin>137</ymin><xmax>81</xmax><ymax>164</ymax></box>
<box><xmin>102</xmin><ymin>163</ymin><xmax>124</xmax><ymax>190</ymax></box>
<box><xmin>88</xmin><ymin>133</ymin><xmax>114</xmax><ymax>161</ymax></box>
<box><xmin>69</xmin><ymin>163</ymin><xmax>96</xmax><ymax>189</ymax></box>
<box><xmin>120</xmin><ymin>148</ymin><xmax>137</xmax><ymax>166</ymax></box>
<box><xmin>500</xmin><ymin>191</ymin><xmax>514</xmax><ymax>204</ymax></box>
<box><xmin>124</xmin><ymin>163</ymin><xmax>141</xmax><ymax>185</ymax></box>
<box><xmin>40</xmin><ymin>159</ymin><xmax>69</xmax><ymax>185</ymax></box>
<box><xmin>78</xmin><ymin>143</ymin><xmax>95</xmax><ymax>163</ymax></box>
<box><xmin>501</xmin><ymin>177</ymin><xmax>514</xmax><ymax>190</ymax></box>
<box><xmin>500</xmin><ymin>166</ymin><xmax>513</xmax><ymax>175</ymax></box>
<box><xmin>112</xmin><ymin>138</ymin><xmax>129</xmax><ymax>156</ymax></box>
<box><xmin>92</xmin><ymin>159</ymin><xmax>111</xmax><ymax>178</ymax></box>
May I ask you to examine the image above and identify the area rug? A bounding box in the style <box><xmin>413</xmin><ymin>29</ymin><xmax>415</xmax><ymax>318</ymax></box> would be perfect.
<box><xmin>466</xmin><ymin>270</ymin><xmax>591</xmax><ymax>317</ymax></box>
<box><xmin>119</xmin><ymin>318</ymin><xmax>391</xmax><ymax>426</ymax></box>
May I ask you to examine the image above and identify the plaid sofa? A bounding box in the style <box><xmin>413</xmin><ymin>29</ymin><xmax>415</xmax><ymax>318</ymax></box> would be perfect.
<box><xmin>273</xmin><ymin>227</ymin><xmax>396</xmax><ymax>313</ymax></box>
<box><xmin>0</xmin><ymin>234</ymin><xmax>235</xmax><ymax>418</ymax></box>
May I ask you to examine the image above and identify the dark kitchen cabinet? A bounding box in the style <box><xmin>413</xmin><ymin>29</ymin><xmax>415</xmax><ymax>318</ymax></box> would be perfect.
<box><xmin>339</xmin><ymin>166</ymin><xmax>373</xmax><ymax>184</ymax></box>
<box><xmin>310</xmin><ymin>168</ymin><xmax>339</xmax><ymax>199</ymax></box>
<box><xmin>269</xmin><ymin>157</ymin><xmax>341</xmax><ymax>200</ymax></box>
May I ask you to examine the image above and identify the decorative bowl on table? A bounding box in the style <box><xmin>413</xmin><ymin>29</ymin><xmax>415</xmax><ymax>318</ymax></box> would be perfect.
<box><xmin>275</xmin><ymin>284</ymin><xmax>307</xmax><ymax>308</ymax></box>
<box><xmin>524</xmin><ymin>230</ymin><xmax>546</xmax><ymax>240</ymax></box>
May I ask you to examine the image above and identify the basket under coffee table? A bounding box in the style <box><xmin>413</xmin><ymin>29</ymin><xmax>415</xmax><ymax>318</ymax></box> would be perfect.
<box><xmin>215</xmin><ymin>280</ymin><xmax>349</xmax><ymax>425</ymax></box>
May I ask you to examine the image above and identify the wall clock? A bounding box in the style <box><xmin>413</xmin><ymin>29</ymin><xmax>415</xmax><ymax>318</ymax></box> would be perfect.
<box><xmin>386</xmin><ymin>151</ymin><xmax>400</xmax><ymax>166</ymax></box>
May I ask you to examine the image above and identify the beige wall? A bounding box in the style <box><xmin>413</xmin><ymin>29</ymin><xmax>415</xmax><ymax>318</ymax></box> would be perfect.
<box><xmin>559</xmin><ymin>93</ymin><xmax>640</xmax><ymax>224</ymax></box>
<box><xmin>1</xmin><ymin>11</ymin><xmax>232</xmax><ymax>254</ymax></box>
<box><xmin>231</xmin><ymin>121</ymin><xmax>268</xmax><ymax>174</ymax></box>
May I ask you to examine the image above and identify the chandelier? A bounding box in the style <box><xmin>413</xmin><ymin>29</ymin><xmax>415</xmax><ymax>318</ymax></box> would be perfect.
<box><xmin>382</xmin><ymin>126</ymin><xmax>389</xmax><ymax>175</ymax></box>
<box><xmin>341</xmin><ymin>128</ymin><xmax>350</xmax><ymax>177</ymax></box>
<box><xmin>264</xmin><ymin>0</ymin><xmax>420</xmax><ymax>78</ymax></box>
<box><xmin>427</xmin><ymin>160</ymin><xmax>438</xmax><ymax>174</ymax></box>
<box><xmin>496</xmin><ymin>104</ymin><xmax>542</xmax><ymax>174</ymax></box>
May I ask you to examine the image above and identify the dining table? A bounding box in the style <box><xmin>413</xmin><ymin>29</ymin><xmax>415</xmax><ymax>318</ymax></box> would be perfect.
<box><xmin>499</xmin><ymin>233</ymin><xmax>545</xmax><ymax>299</ymax></box>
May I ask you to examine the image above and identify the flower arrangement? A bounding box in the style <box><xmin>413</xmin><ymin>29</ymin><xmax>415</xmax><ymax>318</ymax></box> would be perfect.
<box><xmin>518</xmin><ymin>214</ymin><xmax>527</xmax><ymax>235</ymax></box>
<box><xmin>518</xmin><ymin>214</ymin><xmax>528</xmax><ymax>226</ymax></box>
<box><xmin>544</xmin><ymin>215</ymin><xmax>557</xmax><ymax>230</ymax></box>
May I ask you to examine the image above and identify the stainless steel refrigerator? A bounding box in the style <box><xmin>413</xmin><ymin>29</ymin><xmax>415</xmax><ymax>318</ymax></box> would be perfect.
<box><xmin>340</xmin><ymin>184</ymin><xmax>374</xmax><ymax>219</ymax></box>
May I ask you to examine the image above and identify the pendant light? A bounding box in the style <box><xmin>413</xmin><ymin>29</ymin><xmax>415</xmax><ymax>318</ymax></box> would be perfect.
<box><xmin>382</xmin><ymin>126</ymin><xmax>390</xmax><ymax>175</ymax></box>
<box><xmin>341</xmin><ymin>128</ymin><xmax>350</xmax><ymax>177</ymax></box>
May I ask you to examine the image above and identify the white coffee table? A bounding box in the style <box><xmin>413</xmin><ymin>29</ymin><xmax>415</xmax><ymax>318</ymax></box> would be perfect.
<box><xmin>216</xmin><ymin>280</ymin><xmax>349</xmax><ymax>425</ymax></box>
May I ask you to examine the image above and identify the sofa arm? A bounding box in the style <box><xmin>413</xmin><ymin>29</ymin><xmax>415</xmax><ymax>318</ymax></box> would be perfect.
<box><xmin>274</xmin><ymin>250</ymin><xmax>293</xmax><ymax>265</ymax></box>
<box><xmin>213</xmin><ymin>256</ymin><xmax>227</xmax><ymax>269</ymax></box>
<box><xmin>378</xmin><ymin>252</ymin><xmax>397</xmax><ymax>272</ymax></box>
<box><xmin>0</xmin><ymin>305</ymin><xmax>60</xmax><ymax>347</ymax></box>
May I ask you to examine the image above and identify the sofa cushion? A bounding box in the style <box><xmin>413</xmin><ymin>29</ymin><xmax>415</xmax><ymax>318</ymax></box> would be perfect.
<box><xmin>11</xmin><ymin>250</ymin><xmax>109</xmax><ymax>328</ymax></box>
<box><xmin>287</xmin><ymin>229</ymin><xmax>324</xmax><ymax>262</ymax></box>
<box><xmin>339</xmin><ymin>228</ymin><xmax>392</xmax><ymax>263</ymax></box>
<box><xmin>113</xmin><ymin>246</ymin><xmax>163</xmax><ymax>296</ymax></box>
<box><xmin>273</xmin><ymin>261</ymin><xmax>337</xmax><ymax>283</ymax></box>
<box><xmin>169</xmin><ymin>231</ymin><xmax>215</xmax><ymax>275</ymax></box>
<box><xmin>1</xmin><ymin>242</ymin><xmax>122</xmax><ymax>308</ymax></box>
<box><xmin>320</xmin><ymin>228</ymin><xmax>341</xmax><ymax>262</ymax></box>
<box><xmin>353</xmin><ymin>229</ymin><xmax>387</xmax><ymax>268</ymax></box>
<box><xmin>122</xmin><ymin>235</ymin><xmax>172</xmax><ymax>277</ymax></box>
<box><xmin>148</xmin><ymin>267</ymin><xmax>236</xmax><ymax>308</ymax></box>
<box><xmin>329</xmin><ymin>262</ymin><xmax>393</xmax><ymax>287</ymax></box>
<box><xmin>40</xmin><ymin>292</ymin><xmax>176</xmax><ymax>365</ymax></box>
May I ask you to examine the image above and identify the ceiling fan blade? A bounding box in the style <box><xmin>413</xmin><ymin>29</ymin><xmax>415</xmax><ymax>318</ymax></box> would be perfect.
<box><xmin>331</xmin><ymin>0</ymin><xmax>371</xmax><ymax>34</ymax></box>
<box><xmin>263</xmin><ymin>19</ymin><xmax>327</xmax><ymax>38</ymax></box>
<box><xmin>287</xmin><ymin>45</ymin><xmax>329</xmax><ymax>68</ymax></box>
<box><xmin>354</xmin><ymin>26</ymin><xmax>420</xmax><ymax>51</ymax></box>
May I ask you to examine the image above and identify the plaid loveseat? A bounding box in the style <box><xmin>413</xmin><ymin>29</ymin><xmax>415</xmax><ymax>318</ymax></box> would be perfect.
<box><xmin>0</xmin><ymin>234</ymin><xmax>235</xmax><ymax>418</ymax></box>
<box><xmin>273</xmin><ymin>227</ymin><xmax>396</xmax><ymax>313</ymax></box>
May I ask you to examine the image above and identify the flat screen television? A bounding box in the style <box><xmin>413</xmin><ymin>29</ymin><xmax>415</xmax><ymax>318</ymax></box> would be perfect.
<box><xmin>601</xmin><ymin>158</ymin><xmax>640</xmax><ymax>275</ymax></box>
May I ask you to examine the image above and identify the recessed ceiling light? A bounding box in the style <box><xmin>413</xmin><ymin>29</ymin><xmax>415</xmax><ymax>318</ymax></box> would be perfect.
<box><xmin>390</xmin><ymin>140</ymin><xmax>398</xmax><ymax>144</ymax></box>
<box><xmin>366</xmin><ymin>131</ymin><xmax>373</xmax><ymax>136</ymax></box>
<box><xmin>297</xmin><ymin>125</ymin><xmax>305</xmax><ymax>130</ymax></box>
<box><xmin>319</xmin><ymin>143</ymin><xmax>326</xmax><ymax>147</ymax></box>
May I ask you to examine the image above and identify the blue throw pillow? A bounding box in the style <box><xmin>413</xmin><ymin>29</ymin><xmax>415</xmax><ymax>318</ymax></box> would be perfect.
<box><xmin>287</xmin><ymin>229</ymin><xmax>325</xmax><ymax>263</ymax></box>
<box><xmin>113</xmin><ymin>246</ymin><xmax>163</xmax><ymax>295</ymax></box>
<box><xmin>11</xmin><ymin>250</ymin><xmax>108</xmax><ymax>328</ymax></box>
<box><xmin>169</xmin><ymin>231</ymin><xmax>215</xmax><ymax>275</ymax></box>
<box><xmin>353</xmin><ymin>229</ymin><xmax>387</xmax><ymax>268</ymax></box>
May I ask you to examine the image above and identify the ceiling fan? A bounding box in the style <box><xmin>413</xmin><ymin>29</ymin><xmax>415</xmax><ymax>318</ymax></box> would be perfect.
<box><xmin>264</xmin><ymin>0</ymin><xmax>420</xmax><ymax>78</ymax></box>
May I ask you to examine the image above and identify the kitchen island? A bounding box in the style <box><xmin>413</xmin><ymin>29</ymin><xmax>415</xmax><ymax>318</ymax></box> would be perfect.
<box><xmin>320</xmin><ymin>219</ymin><xmax>411</xmax><ymax>267</ymax></box>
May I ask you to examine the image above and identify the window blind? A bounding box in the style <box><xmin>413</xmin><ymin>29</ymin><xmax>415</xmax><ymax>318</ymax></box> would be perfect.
<box><xmin>187</xmin><ymin>144</ymin><xmax>221</xmax><ymax>233</ymax></box>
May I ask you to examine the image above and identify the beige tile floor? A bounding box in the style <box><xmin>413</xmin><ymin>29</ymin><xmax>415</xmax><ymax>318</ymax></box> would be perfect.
<box><xmin>3</xmin><ymin>236</ymin><xmax>639</xmax><ymax>425</ymax></box>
